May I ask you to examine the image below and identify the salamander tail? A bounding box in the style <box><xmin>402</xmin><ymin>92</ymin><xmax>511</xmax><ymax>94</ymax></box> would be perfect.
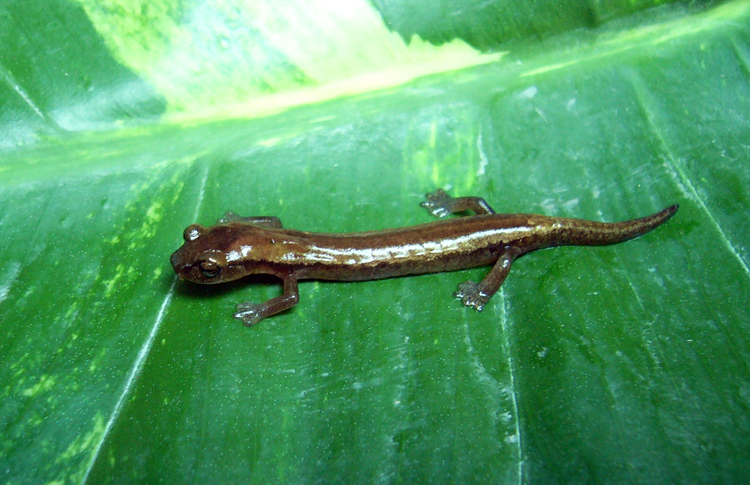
<box><xmin>555</xmin><ymin>203</ymin><xmax>678</xmax><ymax>247</ymax></box>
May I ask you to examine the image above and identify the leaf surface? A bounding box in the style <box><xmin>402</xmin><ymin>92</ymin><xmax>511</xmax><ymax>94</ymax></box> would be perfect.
<box><xmin>1</xmin><ymin>1</ymin><xmax>749</xmax><ymax>483</ymax></box>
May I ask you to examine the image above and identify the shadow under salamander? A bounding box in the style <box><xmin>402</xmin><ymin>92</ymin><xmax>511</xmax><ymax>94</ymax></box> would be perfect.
<box><xmin>172</xmin><ymin>273</ymin><xmax>283</xmax><ymax>302</ymax></box>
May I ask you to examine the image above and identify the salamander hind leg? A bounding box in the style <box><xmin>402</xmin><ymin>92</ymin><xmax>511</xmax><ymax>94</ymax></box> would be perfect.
<box><xmin>454</xmin><ymin>248</ymin><xmax>518</xmax><ymax>311</ymax></box>
<box><xmin>421</xmin><ymin>188</ymin><xmax>496</xmax><ymax>217</ymax></box>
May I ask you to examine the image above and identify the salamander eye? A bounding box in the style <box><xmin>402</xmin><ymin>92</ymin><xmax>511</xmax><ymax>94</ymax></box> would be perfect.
<box><xmin>199</xmin><ymin>260</ymin><xmax>221</xmax><ymax>278</ymax></box>
<box><xmin>183</xmin><ymin>224</ymin><xmax>205</xmax><ymax>242</ymax></box>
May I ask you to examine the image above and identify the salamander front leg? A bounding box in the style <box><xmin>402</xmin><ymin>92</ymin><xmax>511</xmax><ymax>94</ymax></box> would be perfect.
<box><xmin>421</xmin><ymin>188</ymin><xmax>496</xmax><ymax>217</ymax></box>
<box><xmin>454</xmin><ymin>247</ymin><xmax>520</xmax><ymax>311</ymax></box>
<box><xmin>234</xmin><ymin>274</ymin><xmax>299</xmax><ymax>326</ymax></box>
<box><xmin>218</xmin><ymin>213</ymin><xmax>283</xmax><ymax>227</ymax></box>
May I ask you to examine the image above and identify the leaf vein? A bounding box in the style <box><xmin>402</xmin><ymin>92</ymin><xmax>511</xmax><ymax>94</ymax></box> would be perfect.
<box><xmin>81</xmin><ymin>164</ymin><xmax>210</xmax><ymax>482</ymax></box>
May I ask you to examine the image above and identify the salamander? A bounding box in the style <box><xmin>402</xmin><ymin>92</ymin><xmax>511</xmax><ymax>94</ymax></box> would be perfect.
<box><xmin>170</xmin><ymin>189</ymin><xmax>678</xmax><ymax>326</ymax></box>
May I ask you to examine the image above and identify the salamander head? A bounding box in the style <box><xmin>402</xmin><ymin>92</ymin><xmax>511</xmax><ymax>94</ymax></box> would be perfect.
<box><xmin>170</xmin><ymin>223</ymin><xmax>268</xmax><ymax>284</ymax></box>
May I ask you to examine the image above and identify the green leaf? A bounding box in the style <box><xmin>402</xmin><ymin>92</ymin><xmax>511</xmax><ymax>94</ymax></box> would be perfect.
<box><xmin>2</xmin><ymin>1</ymin><xmax>750</xmax><ymax>483</ymax></box>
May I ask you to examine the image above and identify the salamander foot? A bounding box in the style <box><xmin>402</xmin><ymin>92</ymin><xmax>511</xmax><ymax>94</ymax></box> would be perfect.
<box><xmin>453</xmin><ymin>281</ymin><xmax>489</xmax><ymax>312</ymax></box>
<box><xmin>234</xmin><ymin>301</ymin><xmax>265</xmax><ymax>326</ymax></box>
<box><xmin>421</xmin><ymin>188</ymin><xmax>454</xmax><ymax>218</ymax></box>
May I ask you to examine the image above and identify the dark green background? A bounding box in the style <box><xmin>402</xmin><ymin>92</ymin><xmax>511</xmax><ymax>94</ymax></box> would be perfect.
<box><xmin>2</xmin><ymin>0</ymin><xmax>750</xmax><ymax>483</ymax></box>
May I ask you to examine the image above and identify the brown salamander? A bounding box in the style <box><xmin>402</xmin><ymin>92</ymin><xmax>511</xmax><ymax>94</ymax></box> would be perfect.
<box><xmin>171</xmin><ymin>189</ymin><xmax>678</xmax><ymax>326</ymax></box>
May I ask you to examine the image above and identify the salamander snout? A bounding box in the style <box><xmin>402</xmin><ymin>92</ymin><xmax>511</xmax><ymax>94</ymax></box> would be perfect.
<box><xmin>170</xmin><ymin>249</ymin><xmax>185</xmax><ymax>279</ymax></box>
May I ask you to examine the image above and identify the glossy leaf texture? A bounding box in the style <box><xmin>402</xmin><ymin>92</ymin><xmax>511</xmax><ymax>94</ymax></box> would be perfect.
<box><xmin>2</xmin><ymin>0</ymin><xmax>750</xmax><ymax>484</ymax></box>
